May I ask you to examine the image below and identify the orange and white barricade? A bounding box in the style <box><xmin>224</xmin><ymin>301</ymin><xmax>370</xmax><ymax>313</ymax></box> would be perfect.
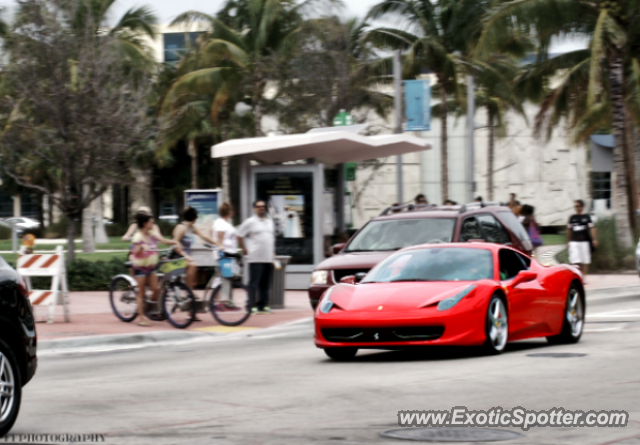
<box><xmin>17</xmin><ymin>245</ymin><xmax>70</xmax><ymax>323</ymax></box>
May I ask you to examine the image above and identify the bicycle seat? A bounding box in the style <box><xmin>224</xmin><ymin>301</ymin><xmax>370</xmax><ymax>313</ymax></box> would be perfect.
<box><xmin>124</xmin><ymin>261</ymin><xmax>133</xmax><ymax>268</ymax></box>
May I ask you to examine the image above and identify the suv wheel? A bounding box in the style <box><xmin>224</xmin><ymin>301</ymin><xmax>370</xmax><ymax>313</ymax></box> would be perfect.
<box><xmin>0</xmin><ymin>339</ymin><xmax>21</xmax><ymax>437</ymax></box>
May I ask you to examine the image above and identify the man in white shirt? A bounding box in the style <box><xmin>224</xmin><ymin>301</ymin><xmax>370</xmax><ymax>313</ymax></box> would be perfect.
<box><xmin>237</xmin><ymin>200</ymin><xmax>276</xmax><ymax>314</ymax></box>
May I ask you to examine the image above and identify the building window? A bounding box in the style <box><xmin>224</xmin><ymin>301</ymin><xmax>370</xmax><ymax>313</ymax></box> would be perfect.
<box><xmin>592</xmin><ymin>172</ymin><xmax>611</xmax><ymax>209</ymax></box>
<box><xmin>21</xmin><ymin>193</ymin><xmax>39</xmax><ymax>218</ymax></box>
<box><xmin>163</xmin><ymin>32</ymin><xmax>201</xmax><ymax>63</ymax></box>
<box><xmin>0</xmin><ymin>192</ymin><xmax>12</xmax><ymax>218</ymax></box>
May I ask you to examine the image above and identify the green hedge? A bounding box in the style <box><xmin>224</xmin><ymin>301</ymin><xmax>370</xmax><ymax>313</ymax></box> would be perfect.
<box><xmin>8</xmin><ymin>257</ymin><xmax>128</xmax><ymax>291</ymax></box>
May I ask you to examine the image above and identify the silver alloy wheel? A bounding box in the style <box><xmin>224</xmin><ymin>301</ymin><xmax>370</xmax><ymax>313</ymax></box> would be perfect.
<box><xmin>567</xmin><ymin>288</ymin><xmax>584</xmax><ymax>337</ymax></box>
<box><xmin>0</xmin><ymin>352</ymin><xmax>15</xmax><ymax>422</ymax></box>
<box><xmin>488</xmin><ymin>298</ymin><xmax>508</xmax><ymax>351</ymax></box>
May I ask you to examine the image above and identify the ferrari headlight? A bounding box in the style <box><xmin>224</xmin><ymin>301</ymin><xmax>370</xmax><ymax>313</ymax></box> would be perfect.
<box><xmin>311</xmin><ymin>270</ymin><xmax>329</xmax><ymax>285</ymax></box>
<box><xmin>437</xmin><ymin>286</ymin><xmax>477</xmax><ymax>311</ymax></box>
<box><xmin>319</xmin><ymin>290</ymin><xmax>335</xmax><ymax>314</ymax></box>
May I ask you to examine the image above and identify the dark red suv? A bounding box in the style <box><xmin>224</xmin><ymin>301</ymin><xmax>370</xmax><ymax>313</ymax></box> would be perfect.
<box><xmin>308</xmin><ymin>202</ymin><xmax>533</xmax><ymax>309</ymax></box>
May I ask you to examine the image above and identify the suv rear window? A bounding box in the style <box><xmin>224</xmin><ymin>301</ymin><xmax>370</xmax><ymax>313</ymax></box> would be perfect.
<box><xmin>497</xmin><ymin>211</ymin><xmax>531</xmax><ymax>242</ymax></box>
<box><xmin>345</xmin><ymin>218</ymin><xmax>456</xmax><ymax>252</ymax></box>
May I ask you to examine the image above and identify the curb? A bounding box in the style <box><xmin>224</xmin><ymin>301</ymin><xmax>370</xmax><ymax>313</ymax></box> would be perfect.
<box><xmin>38</xmin><ymin>330</ymin><xmax>221</xmax><ymax>354</ymax></box>
<box><xmin>37</xmin><ymin>317</ymin><xmax>315</xmax><ymax>354</ymax></box>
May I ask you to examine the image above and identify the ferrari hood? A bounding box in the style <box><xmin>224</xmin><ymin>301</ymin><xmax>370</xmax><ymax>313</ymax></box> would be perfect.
<box><xmin>329</xmin><ymin>282</ymin><xmax>479</xmax><ymax>312</ymax></box>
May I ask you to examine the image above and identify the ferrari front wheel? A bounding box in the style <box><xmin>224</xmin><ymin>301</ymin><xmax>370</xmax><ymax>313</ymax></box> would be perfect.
<box><xmin>483</xmin><ymin>295</ymin><xmax>508</xmax><ymax>355</ymax></box>
<box><xmin>324</xmin><ymin>348</ymin><xmax>358</xmax><ymax>361</ymax></box>
<box><xmin>547</xmin><ymin>285</ymin><xmax>584</xmax><ymax>345</ymax></box>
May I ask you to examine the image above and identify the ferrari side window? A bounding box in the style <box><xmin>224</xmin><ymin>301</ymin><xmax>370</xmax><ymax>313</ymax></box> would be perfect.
<box><xmin>498</xmin><ymin>249</ymin><xmax>528</xmax><ymax>280</ymax></box>
<box><xmin>460</xmin><ymin>218</ymin><xmax>481</xmax><ymax>241</ymax></box>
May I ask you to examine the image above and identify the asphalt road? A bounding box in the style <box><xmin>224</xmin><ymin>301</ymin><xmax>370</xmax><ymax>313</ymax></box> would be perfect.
<box><xmin>13</xmin><ymin>296</ymin><xmax>640</xmax><ymax>445</ymax></box>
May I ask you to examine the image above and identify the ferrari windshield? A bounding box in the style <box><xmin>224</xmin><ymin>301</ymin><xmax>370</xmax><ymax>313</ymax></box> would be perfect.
<box><xmin>361</xmin><ymin>247</ymin><xmax>494</xmax><ymax>283</ymax></box>
<box><xmin>345</xmin><ymin>218</ymin><xmax>456</xmax><ymax>252</ymax></box>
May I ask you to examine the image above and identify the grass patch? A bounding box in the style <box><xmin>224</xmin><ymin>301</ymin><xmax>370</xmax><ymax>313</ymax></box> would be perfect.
<box><xmin>541</xmin><ymin>234</ymin><xmax>566</xmax><ymax>246</ymax></box>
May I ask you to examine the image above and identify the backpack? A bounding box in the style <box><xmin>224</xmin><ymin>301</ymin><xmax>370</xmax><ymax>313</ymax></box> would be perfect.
<box><xmin>528</xmin><ymin>223</ymin><xmax>543</xmax><ymax>248</ymax></box>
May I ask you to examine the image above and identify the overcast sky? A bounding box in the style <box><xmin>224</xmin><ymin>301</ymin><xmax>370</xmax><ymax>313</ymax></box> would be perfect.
<box><xmin>0</xmin><ymin>0</ymin><xmax>585</xmax><ymax>51</ymax></box>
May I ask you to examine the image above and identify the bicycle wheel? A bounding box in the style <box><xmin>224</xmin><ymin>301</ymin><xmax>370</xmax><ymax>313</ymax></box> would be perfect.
<box><xmin>161</xmin><ymin>282</ymin><xmax>196</xmax><ymax>329</ymax></box>
<box><xmin>109</xmin><ymin>277</ymin><xmax>138</xmax><ymax>322</ymax></box>
<box><xmin>209</xmin><ymin>278</ymin><xmax>251</xmax><ymax>326</ymax></box>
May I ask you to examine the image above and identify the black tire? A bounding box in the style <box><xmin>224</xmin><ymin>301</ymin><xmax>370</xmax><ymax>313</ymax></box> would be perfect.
<box><xmin>483</xmin><ymin>295</ymin><xmax>509</xmax><ymax>355</ymax></box>
<box><xmin>547</xmin><ymin>284</ymin><xmax>584</xmax><ymax>345</ymax></box>
<box><xmin>161</xmin><ymin>282</ymin><xmax>196</xmax><ymax>329</ymax></box>
<box><xmin>0</xmin><ymin>339</ymin><xmax>22</xmax><ymax>437</ymax></box>
<box><xmin>109</xmin><ymin>277</ymin><xmax>137</xmax><ymax>322</ymax></box>
<box><xmin>324</xmin><ymin>348</ymin><xmax>358</xmax><ymax>361</ymax></box>
<box><xmin>209</xmin><ymin>279</ymin><xmax>251</xmax><ymax>326</ymax></box>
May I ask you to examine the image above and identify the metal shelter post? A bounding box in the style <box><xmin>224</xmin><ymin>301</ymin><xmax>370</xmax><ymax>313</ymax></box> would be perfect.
<box><xmin>239</xmin><ymin>154</ymin><xmax>250</xmax><ymax>221</ymax></box>
<box><xmin>337</xmin><ymin>163</ymin><xmax>345</xmax><ymax>233</ymax></box>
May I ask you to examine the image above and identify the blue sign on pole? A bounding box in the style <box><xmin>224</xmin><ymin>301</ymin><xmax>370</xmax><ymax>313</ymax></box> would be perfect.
<box><xmin>404</xmin><ymin>79</ymin><xmax>431</xmax><ymax>131</ymax></box>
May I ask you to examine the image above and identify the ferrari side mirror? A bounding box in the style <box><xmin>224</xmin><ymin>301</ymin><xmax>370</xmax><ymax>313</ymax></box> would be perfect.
<box><xmin>510</xmin><ymin>270</ymin><xmax>538</xmax><ymax>288</ymax></box>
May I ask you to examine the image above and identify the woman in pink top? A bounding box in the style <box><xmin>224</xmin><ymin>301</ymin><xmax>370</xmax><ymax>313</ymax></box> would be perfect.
<box><xmin>131</xmin><ymin>212</ymin><xmax>177</xmax><ymax>326</ymax></box>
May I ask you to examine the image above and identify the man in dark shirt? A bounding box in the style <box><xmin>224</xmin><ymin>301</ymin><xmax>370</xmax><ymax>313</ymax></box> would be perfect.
<box><xmin>567</xmin><ymin>199</ymin><xmax>598</xmax><ymax>277</ymax></box>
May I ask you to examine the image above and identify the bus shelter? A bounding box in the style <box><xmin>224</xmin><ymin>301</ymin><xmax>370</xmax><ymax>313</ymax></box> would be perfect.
<box><xmin>211</xmin><ymin>125</ymin><xmax>430</xmax><ymax>289</ymax></box>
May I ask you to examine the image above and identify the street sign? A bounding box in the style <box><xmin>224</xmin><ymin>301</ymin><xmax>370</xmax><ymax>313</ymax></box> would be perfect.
<box><xmin>333</xmin><ymin>110</ymin><xmax>354</xmax><ymax>127</ymax></box>
<box><xmin>405</xmin><ymin>80</ymin><xmax>431</xmax><ymax>131</ymax></box>
<box><xmin>345</xmin><ymin>162</ymin><xmax>356</xmax><ymax>181</ymax></box>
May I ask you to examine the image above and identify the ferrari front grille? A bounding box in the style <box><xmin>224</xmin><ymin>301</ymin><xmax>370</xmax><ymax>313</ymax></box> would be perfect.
<box><xmin>321</xmin><ymin>326</ymin><xmax>444</xmax><ymax>343</ymax></box>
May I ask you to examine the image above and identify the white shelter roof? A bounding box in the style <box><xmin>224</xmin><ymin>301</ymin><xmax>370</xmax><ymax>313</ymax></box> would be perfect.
<box><xmin>211</xmin><ymin>130</ymin><xmax>430</xmax><ymax>165</ymax></box>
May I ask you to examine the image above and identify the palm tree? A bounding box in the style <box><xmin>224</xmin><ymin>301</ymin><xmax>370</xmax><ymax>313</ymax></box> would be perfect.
<box><xmin>478</xmin><ymin>0</ymin><xmax>640</xmax><ymax>246</ymax></box>
<box><xmin>366</xmin><ymin>0</ymin><xmax>488</xmax><ymax>203</ymax></box>
<box><xmin>272</xmin><ymin>16</ymin><xmax>393</xmax><ymax>131</ymax></box>
<box><xmin>472</xmin><ymin>58</ymin><xmax>526</xmax><ymax>200</ymax></box>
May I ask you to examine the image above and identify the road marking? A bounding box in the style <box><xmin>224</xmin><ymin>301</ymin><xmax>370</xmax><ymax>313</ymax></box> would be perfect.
<box><xmin>192</xmin><ymin>326</ymin><xmax>258</xmax><ymax>333</ymax></box>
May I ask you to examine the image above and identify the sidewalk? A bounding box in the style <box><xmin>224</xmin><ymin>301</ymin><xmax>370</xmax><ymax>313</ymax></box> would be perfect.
<box><xmin>35</xmin><ymin>290</ymin><xmax>313</xmax><ymax>342</ymax></box>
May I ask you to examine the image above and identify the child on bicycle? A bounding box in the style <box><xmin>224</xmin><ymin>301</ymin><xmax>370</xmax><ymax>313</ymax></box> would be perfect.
<box><xmin>131</xmin><ymin>212</ymin><xmax>178</xmax><ymax>326</ymax></box>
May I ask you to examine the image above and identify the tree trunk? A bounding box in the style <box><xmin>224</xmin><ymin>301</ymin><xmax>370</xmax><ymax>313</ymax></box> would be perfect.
<box><xmin>81</xmin><ymin>208</ymin><xmax>96</xmax><ymax>253</ymax></box>
<box><xmin>487</xmin><ymin>112</ymin><xmax>495</xmax><ymax>201</ymax></box>
<box><xmin>47</xmin><ymin>194</ymin><xmax>54</xmax><ymax>228</ymax></box>
<box><xmin>94</xmin><ymin>195</ymin><xmax>109</xmax><ymax>244</ymax></box>
<box><xmin>609</xmin><ymin>50</ymin><xmax>635</xmax><ymax>247</ymax></box>
<box><xmin>66</xmin><ymin>214</ymin><xmax>76</xmax><ymax>262</ymax></box>
<box><xmin>188</xmin><ymin>139</ymin><xmax>198</xmax><ymax>190</ymax></box>
<box><xmin>624</xmin><ymin>111</ymin><xmax>639</xmax><ymax>241</ymax></box>
<box><xmin>440</xmin><ymin>82</ymin><xmax>449</xmax><ymax>203</ymax></box>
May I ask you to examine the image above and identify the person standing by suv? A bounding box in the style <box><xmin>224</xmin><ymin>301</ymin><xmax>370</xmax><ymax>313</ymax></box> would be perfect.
<box><xmin>567</xmin><ymin>199</ymin><xmax>598</xmax><ymax>278</ymax></box>
<box><xmin>238</xmin><ymin>200</ymin><xmax>276</xmax><ymax>314</ymax></box>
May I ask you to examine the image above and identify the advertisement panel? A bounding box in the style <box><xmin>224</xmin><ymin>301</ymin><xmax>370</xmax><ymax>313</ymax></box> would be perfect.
<box><xmin>184</xmin><ymin>189</ymin><xmax>223</xmax><ymax>250</ymax></box>
<box><xmin>254</xmin><ymin>172</ymin><xmax>314</xmax><ymax>265</ymax></box>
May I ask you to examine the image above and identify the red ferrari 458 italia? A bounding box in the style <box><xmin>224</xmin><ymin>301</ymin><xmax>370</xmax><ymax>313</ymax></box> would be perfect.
<box><xmin>314</xmin><ymin>243</ymin><xmax>585</xmax><ymax>360</ymax></box>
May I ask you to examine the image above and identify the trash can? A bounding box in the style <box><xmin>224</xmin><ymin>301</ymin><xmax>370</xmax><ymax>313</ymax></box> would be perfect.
<box><xmin>270</xmin><ymin>256</ymin><xmax>291</xmax><ymax>309</ymax></box>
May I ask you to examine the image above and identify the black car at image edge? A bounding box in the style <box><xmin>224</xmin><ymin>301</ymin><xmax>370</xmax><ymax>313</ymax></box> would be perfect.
<box><xmin>0</xmin><ymin>255</ymin><xmax>37</xmax><ymax>436</ymax></box>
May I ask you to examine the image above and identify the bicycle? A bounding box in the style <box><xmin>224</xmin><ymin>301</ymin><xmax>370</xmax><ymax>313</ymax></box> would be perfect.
<box><xmin>201</xmin><ymin>246</ymin><xmax>252</xmax><ymax>327</ymax></box>
<box><xmin>109</xmin><ymin>252</ymin><xmax>197</xmax><ymax>329</ymax></box>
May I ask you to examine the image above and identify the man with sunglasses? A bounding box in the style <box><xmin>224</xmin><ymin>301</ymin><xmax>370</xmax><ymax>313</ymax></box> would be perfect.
<box><xmin>567</xmin><ymin>199</ymin><xmax>598</xmax><ymax>278</ymax></box>
<box><xmin>238</xmin><ymin>200</ymin><xmax>276</xmax><ymax>314</ymax></box>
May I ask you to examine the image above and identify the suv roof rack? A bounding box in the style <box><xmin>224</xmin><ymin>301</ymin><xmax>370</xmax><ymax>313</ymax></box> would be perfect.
<box><xmin>459</xmin><ymin>201</ymin><xmax>507</xmax><ymax>214</ymax></box>
<box><xmin>379</xmin><ymin>203</ymin><xmax>437</xmax><ymax>216</ymax></box>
